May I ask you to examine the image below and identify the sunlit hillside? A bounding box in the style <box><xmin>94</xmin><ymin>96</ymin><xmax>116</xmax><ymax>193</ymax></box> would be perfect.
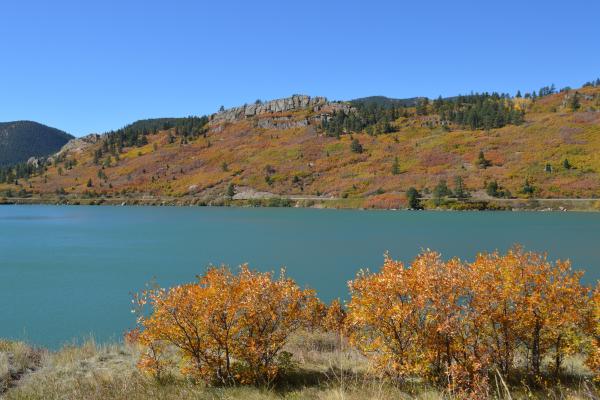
<box><xmin>1</xmin><ymin>86</ymin><xmax>600</xmax><ymax>209</ymax></box>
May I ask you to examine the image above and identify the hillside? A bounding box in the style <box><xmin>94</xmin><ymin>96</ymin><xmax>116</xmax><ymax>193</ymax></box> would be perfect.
<box><xmin>0</xmin><ymin>121</ymin><xmax>73</xmax><ymax>166</ymax></box>
<box><xmin>1</xmin><ymin>87</ymin><xmax>600</xmax><ymax>209</ymax></box>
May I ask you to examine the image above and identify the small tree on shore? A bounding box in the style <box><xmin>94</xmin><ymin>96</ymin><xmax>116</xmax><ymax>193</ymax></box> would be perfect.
<box><xmin>406</xmin><ymin>187</ymin><xmax>421</xmax><ymax>209</ymax></box>
<box><xmin>226</xmin><ymin>183</ymin><xmax>235</xmax><ymax>199</ymax></box>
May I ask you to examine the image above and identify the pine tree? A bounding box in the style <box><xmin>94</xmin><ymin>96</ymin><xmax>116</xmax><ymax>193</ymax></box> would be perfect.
<box><xmin>350</xmin><ymin>139</ymin><xmax>363</xmax><ymax>154</ymax></box>
<box><xmin>432</xmin><ymin>179</ymin><xmax>452</xmax><ymax>206</ymax></box>
<box><xmin>569</xmin><ymin>92</ymin><xmax>581</xmax><ymax>111</ymax></box>
<box><xmin>391</xmin><ymin>157</ymin><xmax>400</xmax><ymax>175</ymax></box>
<box><xmin>453</xmin><ymin>176</ymin><xmax>467</xmax><ymax>199</ymax></box>
<box><xmin>226</xmin><ymin>183</ymin><xmax>235</xmax><ymax>199</ymax></box>
<box><xmin>522</xmin><ymin>179</ymin><xmax>535</xmax><ymax>196</ymax></box>
<box><xmin>486</xmin><ymin>180</ymin><xmax>500</xmax><ymax>197</ymax></box>
<box><xmin>477</xmin><ymin>151</ymin><xmax>492</xmax><ymax>168</ymax></box>
<box><xmin>406</xmin><ymin>187</ymin><xmax>422</xmax><ymax>209</ymax></box>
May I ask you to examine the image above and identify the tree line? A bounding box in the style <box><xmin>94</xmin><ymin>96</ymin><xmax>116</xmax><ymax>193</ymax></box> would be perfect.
<box><xmin>432</xmin><ymin>93</ymin><xmax>525</xmax><ymax>130</ymax></box>
<box><xmin>0</xmin><ymin>159</ymin><xmax>48</xmax><ymax>184</ymax></box>
<box><xmin>102</xmin><ymin>116</ymin><xmax>209</xmax><ymax>153</ymax></box>
<box><xmin>322</xmin><ymin>92</ymin><xmax>527</xmax><ymax>137</ymax></box>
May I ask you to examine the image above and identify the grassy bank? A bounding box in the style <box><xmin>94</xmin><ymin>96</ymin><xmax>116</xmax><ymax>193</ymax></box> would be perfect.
<box><xmin>1</xmin><ymin>332</ymin><xmax>597</xmax><ymax>400</ymax></box>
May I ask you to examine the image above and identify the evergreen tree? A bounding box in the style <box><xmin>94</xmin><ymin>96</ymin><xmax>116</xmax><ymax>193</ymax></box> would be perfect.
<box><xmin>477</xmin><ymin>151</ymin><xmax>492</xmax><ymax>168</ymax></box>
<box><xmin>569</xmin><ymin>92</ymin><xmax>581</xmax><ymax>111</ymax></box>
<box><xmin>486</xmin><ymin>180</ymin><xmax>500</xmax><ymax>197</ymax></box>
<box><xmin>432</xmin><ymin>179</ymin><xmax>452</xmax><ymax>206</ymax></box>
<box><xmin>563</xmin><ymin>159</ymin><xmax>572</xmax><ymax>169</ymax></box>
<box><xmin>406</xmin><ymin>187</ymin><xmax>422</xmax><ymax>209</ymax></box>
<box><xmin>522</xmin><ymin>179</ymin><xmax>535</xmax><ymax>196</ymax></box>
<box><xmin>453</xmin><ymin>176</ymin><xmax>467</xmax><ymax>199</ymax></box>
<box><xmin>391</xmin><ymin>156</ymin><xmax>400</xmax><ymax>175</ymax></box>
<box><xmin>350</xmin><ymin>139</ymin><xmax>363</xmax><ymax>154</ymax></box>
<box><xmin>226</xmin><ymin>183</ymin><xmax>235</xmax><ymax>199</ymax></box>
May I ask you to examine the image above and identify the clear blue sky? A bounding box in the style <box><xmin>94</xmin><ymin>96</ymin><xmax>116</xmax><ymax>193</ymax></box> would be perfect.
<box><xmin>1</xmin><ymin>0</ymin><xmax>598</xmax><ymax>137</ymax></box>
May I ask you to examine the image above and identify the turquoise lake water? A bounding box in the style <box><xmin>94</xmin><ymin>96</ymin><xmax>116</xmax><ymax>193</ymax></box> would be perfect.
<box><xmin>1</xmin><ymin>205</ymin><xmax>600</xmax><ymax>348</ymax></box>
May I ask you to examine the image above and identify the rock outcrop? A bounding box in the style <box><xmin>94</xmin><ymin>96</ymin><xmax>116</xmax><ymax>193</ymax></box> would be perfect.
<box><xmin>54</xmin><ymin>133</ymin><xmax>101</xmax><ymax>157</ymax></box>
<box><xmin>209</xmin><ymin>95</ymin><xmax>354</xmax><ymax>133</ymax></box>
<box><xmin>210</xmin><ymin>95</ymin><xmax>330</xmax><ymax>124</ymax></box>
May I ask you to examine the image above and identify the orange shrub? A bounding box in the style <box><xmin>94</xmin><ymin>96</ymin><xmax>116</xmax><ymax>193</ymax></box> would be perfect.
<box><xmin>470</xmin><ymin>247</ymin><xmax>589</xmax><ymax>378</ymax></box>
<box><xmin>128</xmin><ymin>246</ymin><xmax>596</xmax><ymax>395</ymax></box>
<box><xmin>131</xmin><ymin>264</ymin><xmax>319</xmax><ymax>385</ymax></box>
<box><xmin>585</xmin><ymin>285</ymin><xmax>600</xmax><ymax>379</ymax></box>
<box><xmin>346</xmin><ymin>247</ymin><xmax>591</xmax><ymax>394</ymax></box>
<box><xmin>322</xmin><ymin>298</ymin><xmax>346</xmax><ymax>333</ymax></box>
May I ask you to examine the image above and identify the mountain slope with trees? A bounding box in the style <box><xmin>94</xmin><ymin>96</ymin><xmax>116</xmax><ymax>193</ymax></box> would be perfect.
<box><xmin>0</xmin><ymin>121</ymin><xmax>73</xmax><ymax>166</ymax></box>
<box><xmin>1</xmin><ymin>82</ymin><xmax>600</xmax><ymax>209</ymax></box>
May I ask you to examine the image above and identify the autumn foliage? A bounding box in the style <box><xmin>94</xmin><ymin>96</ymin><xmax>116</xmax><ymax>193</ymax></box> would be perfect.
<box><xmin>346</xmin><ymin>247</ymin><xmax>593</xmax><ymax>396</ymax></box>
<box><xmin>131</xmin><ymin>265</ymin><xmax>320</xmax><ymax>385</ymax></box>
<box><xmin>130</xmin><ymin>248</ymin><xmax>600</xmax><ymax>397</ymax></box>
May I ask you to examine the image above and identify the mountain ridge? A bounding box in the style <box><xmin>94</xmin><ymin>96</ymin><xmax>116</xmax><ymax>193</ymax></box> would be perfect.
<box><xmin>0</xmin><ymin>121</ymin><xmax>73</xmax><ymax>166</ymax></box>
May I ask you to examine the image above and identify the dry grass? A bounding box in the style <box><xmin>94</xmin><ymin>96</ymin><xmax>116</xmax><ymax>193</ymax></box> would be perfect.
<box><xmin>1</xmin><ymin>333</ymin><xmax>599</xmax><ymax>399</ymax></box>
<box><xmin>0</xmin><ymin>340</ymin><xmax>43</xmax><ymax>394</ymax></box>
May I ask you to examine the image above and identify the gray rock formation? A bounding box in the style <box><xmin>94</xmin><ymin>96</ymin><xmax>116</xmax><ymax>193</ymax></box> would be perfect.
<box><xmin>55</xmin><ymin>133</ymin><xmax>101</xmax><ymax>157</ymax></box>
<box><xmin>209</xmin><ymin>95</ymin><xmax>354</xmax><ymax>134</ymax></box>
<box><xmin>210</xmin><ymin>95</ymin><xmax>329</xmax><ymax>123</ymax></box>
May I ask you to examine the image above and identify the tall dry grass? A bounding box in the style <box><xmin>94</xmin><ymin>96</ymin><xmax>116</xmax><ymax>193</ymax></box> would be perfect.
<box><xmin>1</xmin><ymin>333</ymin><xmax>598</xmax><ymax>399</ymax></box>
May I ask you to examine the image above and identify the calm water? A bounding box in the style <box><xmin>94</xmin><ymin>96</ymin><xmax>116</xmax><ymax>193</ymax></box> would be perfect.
<box><xmin>1</xmin><ymin>205</ymin><xmax>600</xmax><ymax>348</ymax></box>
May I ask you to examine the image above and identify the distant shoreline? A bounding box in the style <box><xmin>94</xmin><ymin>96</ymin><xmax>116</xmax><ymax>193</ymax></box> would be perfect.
<box><xmin>1</xmin><ymin>195</ymin><xmax>599</xmax><ymax>212</ymax></box>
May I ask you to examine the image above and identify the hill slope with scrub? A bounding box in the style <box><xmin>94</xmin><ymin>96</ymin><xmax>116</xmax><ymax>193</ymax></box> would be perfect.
<box><xmin>1</xmin><ymin>83</ymin><xmax>600</xmax><ymax>209</ymax></box>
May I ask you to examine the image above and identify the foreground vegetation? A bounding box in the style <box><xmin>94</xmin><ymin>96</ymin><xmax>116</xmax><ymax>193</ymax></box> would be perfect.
<box><xmin>1</xmin><ymin>335</ymin><xmax>597</xmax><ymax>399</ymax></box>
<box><xmin>3</xmin><ymin>246</ymin><xmax>600</xmax><ymax>399</ymax></box>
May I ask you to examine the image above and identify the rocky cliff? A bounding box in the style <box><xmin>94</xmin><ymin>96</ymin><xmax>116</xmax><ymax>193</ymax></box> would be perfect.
<box><xmin>209</xmin><ymin>95</ymin><xmax>348</xmax><ymax>124</ymax></box>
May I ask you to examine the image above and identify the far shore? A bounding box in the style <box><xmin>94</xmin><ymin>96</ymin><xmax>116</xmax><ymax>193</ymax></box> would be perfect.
<box><xmin>1</xmin><ymin>195</ymin><xmax>599</xmax><ymax>212</ymax></box>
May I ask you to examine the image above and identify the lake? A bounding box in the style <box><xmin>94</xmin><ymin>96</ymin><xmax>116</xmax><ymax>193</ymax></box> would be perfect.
<box><xmin>1</xmin><ymin>205</ymin><xmax>600</xmax><ymax>348</ymax></box>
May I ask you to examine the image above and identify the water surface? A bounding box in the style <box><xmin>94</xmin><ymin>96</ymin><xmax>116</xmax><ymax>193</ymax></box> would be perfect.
<box><xmin>1</xmin><ymin>205</ymin><xmax>599</xmax><ymax>348</ymax></box>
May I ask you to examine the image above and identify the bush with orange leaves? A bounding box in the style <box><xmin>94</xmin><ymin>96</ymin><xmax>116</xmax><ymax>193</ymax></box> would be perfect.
<box><xmin>470</xmin><ymin>248</ymin><xmax>589</xmax><ymax>379</ymax></box>
<box><xmin>322</xmin><ymin>298</ymin><xmax>346</xmax><ymax>333</ymax></box>
<box><xmin>585</xmin><ymin>286</ymin><xmax>600</xmax><ymax>379</ymax></box>
<box><xmin>346</xmin><ymin>247</ymin><xmax>593</xmax><ymax>395</ymax></box>
<box><xmin>130</xmin><ymin>264</ymin><xmax>320</xmax><ymax>385</ymax></box>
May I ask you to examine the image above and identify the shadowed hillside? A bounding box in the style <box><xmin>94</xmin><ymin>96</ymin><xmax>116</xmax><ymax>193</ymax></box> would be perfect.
<box><xmin>0</xmin><ymin>121</ymin><xmax>73</xmax><ymax>166</ymax></box>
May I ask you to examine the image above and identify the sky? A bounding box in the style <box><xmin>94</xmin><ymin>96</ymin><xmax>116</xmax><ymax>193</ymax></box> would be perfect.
<box><xmin>0</xmin><ymin>0</ymin><xmax>598</xmax><ymax>137</ymax></box>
